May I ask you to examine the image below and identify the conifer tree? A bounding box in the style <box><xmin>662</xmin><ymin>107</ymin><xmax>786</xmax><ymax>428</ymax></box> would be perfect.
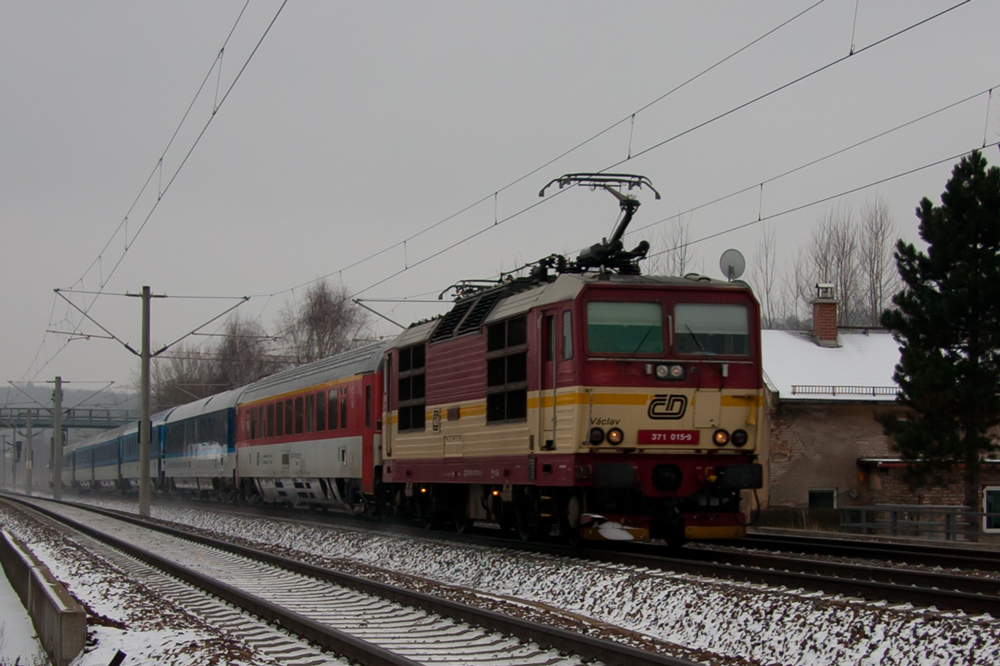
<box><xmin>880</xmin><ymin>150</ymin><xmax>1000</xmax><ymax>537</ymax></box>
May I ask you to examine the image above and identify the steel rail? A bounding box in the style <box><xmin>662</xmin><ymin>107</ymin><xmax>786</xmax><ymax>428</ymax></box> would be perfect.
<box><xmin>3</xmin><ymin>494</ymin><xmax>699</xmax><ymax>666</ymax></box>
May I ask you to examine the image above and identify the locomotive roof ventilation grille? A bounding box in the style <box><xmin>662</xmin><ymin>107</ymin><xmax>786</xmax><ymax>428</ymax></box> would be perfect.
<box><xmin>429</xmin><ymin>299</ymin><xmax>474</xmax><ymax>342</ymax></box>
<box><xmin>430</xmin><ymin>289</ymin><xmax>505</xmax><ymax>343</ymax></box>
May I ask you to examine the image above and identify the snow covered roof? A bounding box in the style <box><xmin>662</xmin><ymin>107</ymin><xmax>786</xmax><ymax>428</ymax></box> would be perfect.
<box><xmin>761</xmin><ymin>329</ymin><xmax>901</xmax><ymax>402</ymax></box>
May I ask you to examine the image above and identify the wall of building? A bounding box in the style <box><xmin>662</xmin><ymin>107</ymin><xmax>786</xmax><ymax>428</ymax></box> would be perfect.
<box><xmin>765</xmin><ymin>397</ymin><xmax>904</xmax><ymax>508</ymax></box>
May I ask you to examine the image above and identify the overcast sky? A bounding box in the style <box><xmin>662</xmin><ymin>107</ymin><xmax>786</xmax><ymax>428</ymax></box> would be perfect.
<box><xmin>2</xmin><ymin>0</ymin><xmax>998</xmax><ymax>403</ymax></box>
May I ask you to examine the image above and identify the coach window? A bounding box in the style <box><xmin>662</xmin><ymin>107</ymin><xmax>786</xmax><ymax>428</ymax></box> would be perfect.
<box><xmin>284</xmin><ymin>400</ymin><xmax>293</xmax><ymax>436</ymax></box>
<box><xmin>587</xmin><ymin>302</ymin><xmax>663</xmax><ymax>354</ymax></box>
<box><xmin>562</xmin><ymin>310</ymin><xmax>573</xmax><ymax>360</ymax></box>
<box><xmin>267</xmin><ymin>403</ymin><xmax>275</xmax><ymax>438</ymax></box>
<box><xmin>328</xmin><ymin>389</ymin><xmax>339</xmax><ymax>429</ymax></box>
<box><xmin>293</xmin><ymin>397</ymin><xmax>304</xmax><ymax>434</ymax></box>
<box><xmin>315</xmin><ymin>393</ymin><xmax>326</xmax><ymax>432</ymax></box>
<box><xmin>674</xmin><ymin>303</ymin><xmax>749</xmax><ymax>356</ymax></box>
<box><xmin>341</xmin><ymin>392</ymin><xmax>348</xmax><ymax>429</ymax></box>
<box><xmin>305</xmin><ymin>395</ymin><xmax>314</xmax><ymax>434</ymax></box>
<box><xmin>274</xmin><ymin>401</ymin><xmax>284</xmax><ymax>436</ymax></box>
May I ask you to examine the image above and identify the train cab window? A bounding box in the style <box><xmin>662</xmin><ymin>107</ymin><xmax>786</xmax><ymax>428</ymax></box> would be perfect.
<box><xmin>315</xmin><ymin>393</ymin><xmax>325</xmax><ymax>432</ymax></box>
<box><xmin>674</xmin><ymin>303</ymin><xmax>749</xmax><ymax>356</ymax></box>
<box><xmin>295</xmin><ymin>397</ymin><xmax>305</xmax><ymax>434</ymax></box>
<box><xmin>587</xmin><ymin>302</ymin><xmax>663</xmax><ymax>354</ymax></box>
<box><xmin>328</xmin><ymin>389</ymin><xmax>339</xmax><ymax>429</ymax></box>
<box><xmin>267</xmin><ymin>403</ymin><xmax>276</xmax><ymax>438</ymax></box>
<box><xmin>285</xmin><ymin>400</ymin><xmax>294</xmax><ymax>436</ymax></box>
<box><xmin>562</xmin><ymin>310</ymin><xmax>573</xmax><ymax>360</ymax></box>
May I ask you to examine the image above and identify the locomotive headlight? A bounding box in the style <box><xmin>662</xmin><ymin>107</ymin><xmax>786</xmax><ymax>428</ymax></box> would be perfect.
<box><xmin>607</xmin><ymin>428</ymin><xmax>625</xmax><ymax>445</ymax></box>
<box><xmin>589</xmin><ymin>427</ymin><xmax>605</xmax><ymax>446</ymax></box>
<box><xmin>731</xmin><ymin>429</ymin><xmax>749</xmax><ymax>447</ymax></box>
<box><xmin>713</xmin><ymin>429</ymin><xmax>730</xmax><ymax>446</ymax></box>
<box><xmin>655</xmin><ymin>364</ymin><xmax>686</xmax><ymax>380</ymax></box>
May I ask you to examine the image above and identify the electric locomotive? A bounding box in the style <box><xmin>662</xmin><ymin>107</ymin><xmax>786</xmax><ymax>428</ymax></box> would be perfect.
<box><xmin>381</xmin><ymin>174</ymin><xmax>764</xmax><ymax>542</ymax></box>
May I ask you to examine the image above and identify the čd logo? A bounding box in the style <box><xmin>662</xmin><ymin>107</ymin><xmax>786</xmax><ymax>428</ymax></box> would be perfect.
<box><xmin>647</xmin><ymin>395</ymin><xmax>687</xmax><ymax>420</ymax></box>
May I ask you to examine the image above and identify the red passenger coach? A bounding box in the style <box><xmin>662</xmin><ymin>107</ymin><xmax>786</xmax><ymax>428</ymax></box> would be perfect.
<box><xmin>381</xmin><ymin>174</ymin><xmax>764</xmax><ymax>543</ymax></box>
<box><xmin>235</xmin><ymin>343</ymin><xmax>388</xmax><ymax>510</ymax></box>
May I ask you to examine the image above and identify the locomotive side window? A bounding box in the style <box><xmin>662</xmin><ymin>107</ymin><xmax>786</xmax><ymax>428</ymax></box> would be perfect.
<box><xmin>486</xmin><ymin>316</ymin><xmax>528</xmax><ymax>423</ymax></box>
<box><xmin>674</xmin><ymin>303</ymin><xmax>749</xmax><ymax>356</ymax></box>
<box><xmin>562</xmin><ymin>310</ymin><xmax>573</xmax><ymax>360</ymax></box>
<box><xmin>398</xmin><ymin>344</ymin><xmax>426</xmax><ymax>431</ymax></box>
<box><xmin>587</xmin><ymin>302</ymin><xmax>663</xmax><ymax>354</ymax></box>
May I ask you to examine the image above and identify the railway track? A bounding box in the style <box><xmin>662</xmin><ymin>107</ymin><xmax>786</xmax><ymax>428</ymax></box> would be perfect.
<box><xmin>735</xmin><ymin>531</ymin><xmax>1000</xmax><ymax>572</ymax></box>
<box><xmin>3</xmin><ymin>494</ymin><xmax>698</xmax><ymax>666</ymax></box>
<box><xmin>148</xmin><ymin>496</ymin><xmax>1000</xmax><ymax>615</ymax></box>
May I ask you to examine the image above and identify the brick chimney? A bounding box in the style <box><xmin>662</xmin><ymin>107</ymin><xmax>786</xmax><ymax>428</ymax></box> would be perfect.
<box><xmin>812</xmin><ymin>283</ymin><xmax>840</xmax><ymax>347</ymax></box>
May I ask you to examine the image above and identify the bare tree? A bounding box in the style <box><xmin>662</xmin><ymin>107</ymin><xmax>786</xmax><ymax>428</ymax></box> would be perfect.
<box><xmin>216</xmin><ymin>314</ymin><xmax>281</xmax><ymax>388</ymax></box>
<box><xmin>750</xmin><ymin>223</ymin><xmax>780</xmax><ymax>328</ymax></box>
<box><xmin>149</xmin><ymin>344</ymin><xmax>221</xmax><ymax>409</ymax></box>
<box><xmin>859</xmin><ymin>196</ymin><xmax>900</xmax><ymax>326</ymax></box>
<box><xmin>808</xmin><ymin>206</ymin><xmax>863</xmax><ymax>325</ymax></box>
<box><xmin>279</xmin><ymin>279</ymin><xmax>370</xmax><ymax>365</ymax></box>
<box><xmin>646</xmin><ymin>214</ymin><xmax>700</xmax><ymax>276</ymax></box>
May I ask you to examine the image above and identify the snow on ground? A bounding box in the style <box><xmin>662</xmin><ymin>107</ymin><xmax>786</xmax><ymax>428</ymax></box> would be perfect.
<box><xmin>6</xmin><ymin>496</ymin><xmax>1000</xmax><ymax>665</ymax></box>
<box><xmin>0</xmin><ymin>502</ymin><xmax>319</xmax><ymax>666</ymax></box>
<box><xmin>0</xmin><ymin>567</ymin><xmax>46</xmax><ymax>666</ymax></box>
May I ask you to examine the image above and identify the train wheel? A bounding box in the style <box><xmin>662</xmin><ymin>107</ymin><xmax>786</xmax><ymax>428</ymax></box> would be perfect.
<box><xmin>452</xmin><ymin>499</ymin><xmax>469</xmax><ymax>534</ymax></box>
<box><xmin>515</xmin><ymin>492</ymin><xmax>540</xmax><ymax>541</ymax></box>
<box><xmin>417</xmin><ymin>496</ymin><xmax>437</xmax><ymax>530</ymax></box>
<box><xmin>560</xmin><ymin>491</ymin><xmax>584</xmax><ymax>546</ymax></box>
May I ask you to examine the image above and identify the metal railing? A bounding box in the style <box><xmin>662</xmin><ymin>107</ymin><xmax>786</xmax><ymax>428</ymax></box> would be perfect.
<box><xmin>840</xmin><ymin>504</ymin><xmax>999</xmax><ymax>541</ymax></box>
<box><xmin>790</xmin><ymin>385</ymin><xmax>901</xmax><ymax>396</ymax></box>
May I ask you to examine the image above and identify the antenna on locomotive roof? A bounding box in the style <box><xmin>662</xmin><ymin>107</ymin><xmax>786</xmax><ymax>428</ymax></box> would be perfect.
<box><xmin>539</xmin><ymin>173</ymin><xmax>660</xmax><ymax>275</ymax></box>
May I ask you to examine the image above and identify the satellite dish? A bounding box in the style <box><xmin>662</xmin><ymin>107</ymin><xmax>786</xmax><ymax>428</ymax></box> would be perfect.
<box><xmin>720</xmin><ymin>249</ymin><xmax>745</xmax><ymax>281</ymax></box>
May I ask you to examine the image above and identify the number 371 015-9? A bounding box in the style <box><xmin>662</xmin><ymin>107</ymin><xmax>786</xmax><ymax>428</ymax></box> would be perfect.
<box><xmin>637</xmin><ymin>430</ymin><xmax>700</xmax><ymax>445</ymax></box>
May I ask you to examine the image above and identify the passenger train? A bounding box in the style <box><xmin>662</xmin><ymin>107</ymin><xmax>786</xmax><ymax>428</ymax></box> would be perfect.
<box><xmin>62</xmin><ymin>174</ymin><xmax>765</xmax><ymax>544</ymax></box>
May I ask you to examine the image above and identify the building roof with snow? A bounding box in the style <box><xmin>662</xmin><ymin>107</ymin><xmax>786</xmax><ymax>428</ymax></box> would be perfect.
<box><xmin>761</xmin><ymin>328</ymin><xmax>901</xmax><ymax>402</ymax></box>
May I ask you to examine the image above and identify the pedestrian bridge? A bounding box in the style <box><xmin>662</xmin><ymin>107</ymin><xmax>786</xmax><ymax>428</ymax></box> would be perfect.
<box><xmin>0</xmin><ymin>407</ymin><xmax>138</xmax><ymax>430</ymax></box>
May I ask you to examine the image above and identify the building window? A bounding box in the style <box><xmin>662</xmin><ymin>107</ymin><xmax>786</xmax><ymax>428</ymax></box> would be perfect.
<box><xmin>984</xmin><ymin>487</ymin><xmax>1000</xmax><ymax>532</ymax></box>
<box><xmin>486</xmin><ymin>316</ymin><xmax>528</xmax><ymax>423</ymax></box>
<box><xmin>397</xmin><ymin>344</ymin><xmax>426</xmax><ymax>432</ymax></box>
<box><xmin>808</xmin><ymin>489</ymin><xmax>837</xmax><ymax>509</ymax></box>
